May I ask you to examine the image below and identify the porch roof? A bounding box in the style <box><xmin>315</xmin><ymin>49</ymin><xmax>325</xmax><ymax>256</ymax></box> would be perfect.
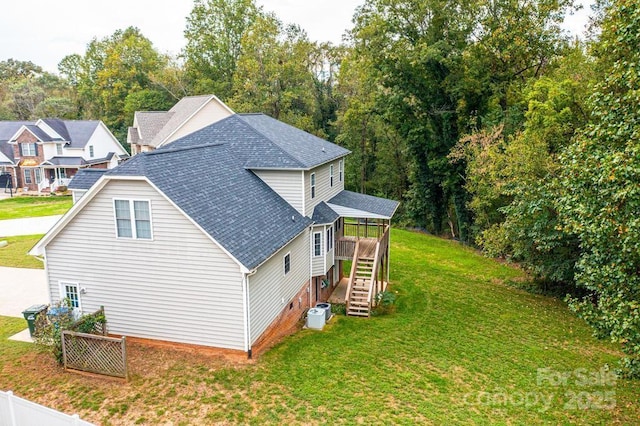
<box><xmin>327</xmin><ymin>190</ymin><xmax>400</xmax><ymax>220</ymax></box>
<box><xmin>311</xmin><ymin>202</ymin><xmax>340</xmax><ymax>224</ymax></box>
<box><xmin>41</xmin><ymin>156</ymin><xmax>85</xmax><ymax>166</ymax></box>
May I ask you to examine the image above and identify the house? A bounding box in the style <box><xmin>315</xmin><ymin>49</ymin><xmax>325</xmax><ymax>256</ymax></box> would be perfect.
<box><xmin>127</xmin><ymin>94</ymin><xmax>234</xmax><ymax>154</ymax></box>
<box><xmin>31</xmin><ymin>114</ymin><xmax>399</xmax><ymax>357</ymax></box>
<box><xmin>0</xmin><ymin>119</ymin><xmax>128</xmax><ymax>192</ymax></box>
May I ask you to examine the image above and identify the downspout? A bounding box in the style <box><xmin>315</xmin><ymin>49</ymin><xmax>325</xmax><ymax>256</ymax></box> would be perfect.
<box><xmin>242</xmin><ymin>271</ymin><xmax>256</xmax><ymax>359</ymax></box>
<box><xmin>308</xmin><ymin>224</ymin><xmax>313</xmax><ymax>308</ymax></box>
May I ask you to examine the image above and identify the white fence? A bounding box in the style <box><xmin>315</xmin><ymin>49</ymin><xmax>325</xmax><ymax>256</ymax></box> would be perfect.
<box><xmin>0</xmin><ymin>391</ymin><xmax>93</xmax><ymax>426</ymax></box>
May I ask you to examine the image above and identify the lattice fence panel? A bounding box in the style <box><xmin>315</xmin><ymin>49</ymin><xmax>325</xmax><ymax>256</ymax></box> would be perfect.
<box><xmin>62</xmin><ymin>331</ymin><xmax>127</xmax><ymax>379</ymax></box>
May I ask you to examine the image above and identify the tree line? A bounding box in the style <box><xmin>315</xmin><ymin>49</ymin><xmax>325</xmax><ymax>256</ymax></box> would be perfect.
<box><xmin>0</xmin><ymin>0</ymin><xmax>638</xmax><ymax>376</ymax></box>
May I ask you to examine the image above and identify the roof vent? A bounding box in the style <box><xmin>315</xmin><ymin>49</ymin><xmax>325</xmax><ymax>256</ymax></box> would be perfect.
<box><xmin>322</xmin><ymin>147</ymin><xmax>325</xmax><ymax>152</ymax></box>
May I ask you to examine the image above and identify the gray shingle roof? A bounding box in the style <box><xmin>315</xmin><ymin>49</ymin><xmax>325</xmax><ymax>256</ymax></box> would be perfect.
<box><xmin>149</xmin><ymin>95</ymin><xmax>215</xmax><ymax>147</ymax></box>
<box><xmin>328</xmin><ymin>190</ymin><xmax>400</xmax><ymax>219</ymax></box>
<box><xmin>65</xmin><ymin>121</ymin><xmax>100</xmax><ymax>148</ymax></box>
<box><xmin>107</xmin><ymin>143</ymin><xmax>312</xmax><ymax>270</ymax></box>
<box><xmin>24</xmin><ymin>125</ymin><xmax>53</xmax><ymax>141</ymax></box>
<box><xmin>134</xmin><ymin>111</ymin><xmax>172</xmax><ymax>143</ymax></box>
<box><xmin>311</xmin><ymin>202</ymin><xmax>340</xmax><ymax>224</ymax></box>
<box><xmin>127</xmin><ymin>127</ymin><xmax>140</xmax><ymax>144</ymax></box>
<box><xmin>168</xmin><ymin>114</ymin><xmax>350</xmax><ymax>170</ymax></box>
<box><xmin>68</xmin><ymin>169</ymin><xmax>108</xmax><ymax>190</ymax></box>
<box><xmin>43</xmin><ymin>156</ymin><xmax>86</xmax><ymax>166</ymax></box>
<box><xmin>42</xmin><ymin>118</ymin><xmax>70</xmax><ymax>140</ymax></box>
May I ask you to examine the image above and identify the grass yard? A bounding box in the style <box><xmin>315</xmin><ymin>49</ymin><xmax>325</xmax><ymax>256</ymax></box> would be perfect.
<box><xmin>0</xmin><ymin>234</ymin><xmax>44</xmax><ymax>269</ymax></box>
<box><xmin>0</xmin><ymin>195</ymin><xmax>72</xmax><ymax>220</ymax></box>
<box><xmin>0</xmin><ymin>229</ymin><xmax>638</xmax><ymax>425</ymax></box>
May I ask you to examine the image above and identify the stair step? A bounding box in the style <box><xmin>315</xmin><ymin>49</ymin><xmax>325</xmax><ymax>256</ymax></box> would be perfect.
<box><xmin>347</xmin><ymin>311</ymin><xmax>370</xmax><ymax>317</ymax></box>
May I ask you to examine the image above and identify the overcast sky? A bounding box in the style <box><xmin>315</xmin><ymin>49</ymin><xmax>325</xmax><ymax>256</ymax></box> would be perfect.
<box><xmin>0</xmin><ymin>0</ymin><xmax>593</xmax><ymax>74</ymax></box>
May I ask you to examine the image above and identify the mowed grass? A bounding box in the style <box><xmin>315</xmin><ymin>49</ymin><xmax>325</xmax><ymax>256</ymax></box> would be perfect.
<box><xmin>0</xmin><ymin>235</ymin><xmax>44</xmax><ymax>269</ymax></box>
<box><xmin>0</xmin><ymin>196</ymin><xmax>72</xmax><ymax>220</ymax></box>
<box><xmin>0</xmin><ymin>229</ymin><xmax>638</xmax><ymax>425</ymax></box>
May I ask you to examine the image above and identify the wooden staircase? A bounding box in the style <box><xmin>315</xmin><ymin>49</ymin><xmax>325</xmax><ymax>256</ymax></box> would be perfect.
<box><xmin>347</xmin><ymin>257</ymin><xmax>376</xmax><ymax>317</ymax></box>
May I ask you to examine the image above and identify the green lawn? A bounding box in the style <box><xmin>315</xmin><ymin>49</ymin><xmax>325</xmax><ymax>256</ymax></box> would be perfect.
<box><xmin>0</xmin><ymin>196</ymin><xmax>72</xmax><ymax>220</ymax></box>
<box><xmin>0</xmin><ymin>235</ymin><xmax>44</xmax><ymax>269</ymax></box>
<box><xmin>0</xmin><ymin>229</ymin><xmax>637</xmax><ymax>424</ymax></box>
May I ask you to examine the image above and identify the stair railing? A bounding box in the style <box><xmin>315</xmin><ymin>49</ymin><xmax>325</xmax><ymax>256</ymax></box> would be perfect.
<box><xmin>345</xmin><ymin>240</ymin><xmax>360</xmax><ymax>313</ymax></box>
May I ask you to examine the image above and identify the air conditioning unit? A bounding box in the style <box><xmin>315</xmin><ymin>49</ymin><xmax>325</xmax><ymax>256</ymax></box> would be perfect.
<box><xmin>315</xmin><ymin>303</ymin><xmax>331</xmax><ymax>321</ymax></box>
<box><xmin>306</xmin><ymin>308</ymin><xmax>325</xmax><ymax>330</ymax></box>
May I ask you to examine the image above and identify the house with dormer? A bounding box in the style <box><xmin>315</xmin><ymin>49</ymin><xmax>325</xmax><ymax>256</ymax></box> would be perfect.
<box><xmin>31</xmin><ymin>114</ymin><xmax>398</xmax><ymax>357</ymax></box>
<box><xmin>127</xmin><ymin>94</ymin><xmax>234</xmax><ymax>154</ymax></box>
<box><xmin>0</xmin><ymin>119</ymin><xmax>127</xmax><ymax>192</ymax></box>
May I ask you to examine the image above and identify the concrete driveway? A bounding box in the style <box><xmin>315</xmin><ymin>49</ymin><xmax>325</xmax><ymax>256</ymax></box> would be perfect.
<box><xmin>0</xmin><ymin>267</ymin><xmax>48</xmax><ymax>317</ymax></box>
<box><xmin>0</xmin><ymin>215</ymin><xmax>62</xmax><ymax>238</ymax></box>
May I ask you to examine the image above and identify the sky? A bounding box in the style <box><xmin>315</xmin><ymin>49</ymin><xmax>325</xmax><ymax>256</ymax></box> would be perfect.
<box><xmin>0</xmin><ymin>0</ymin><xmax>593</xmax><ymax>74</ymax></box>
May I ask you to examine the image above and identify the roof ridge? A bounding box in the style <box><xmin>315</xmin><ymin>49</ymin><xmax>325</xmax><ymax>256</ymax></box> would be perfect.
<box><xmin>146</xmin><ymin>142</ymin><xmax>225</xmax><ymax>156</ymax></box>
<box><xmin>234</xmin><ymin>114</ymin><xmax>305</xmax><ymax>168</ymax></box>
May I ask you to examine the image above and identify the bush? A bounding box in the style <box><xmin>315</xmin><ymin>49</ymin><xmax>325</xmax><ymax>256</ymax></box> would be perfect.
<box><xmin>33</xmin><ymin>300</ymin><xmax>107</xmax><ymax>365</ymax></box>
<box><xmin>372</xmin><ymin>291</ymin><xmax>397</xmax><ymax>316</ymax></box>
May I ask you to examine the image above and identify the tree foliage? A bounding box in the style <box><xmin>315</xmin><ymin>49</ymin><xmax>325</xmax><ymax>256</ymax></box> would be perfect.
<box><xmin>560</xmin><ymin>0</ymin><xmax>640</xmax><ymax>377</ymax></box>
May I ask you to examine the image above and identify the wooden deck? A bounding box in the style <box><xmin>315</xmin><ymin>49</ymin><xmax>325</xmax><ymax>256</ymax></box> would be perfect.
<box><xmin>336</xmin><ymin>237</ymin><xmax>377</xmax><ymax>260</ymax></box>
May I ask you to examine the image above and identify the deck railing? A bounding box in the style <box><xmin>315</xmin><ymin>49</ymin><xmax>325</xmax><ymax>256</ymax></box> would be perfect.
<box><xmin>343</xmin><ymin>221</ymin><xmax>386</xmax><ymax>240</ymax></box>
<box><xmin>336</xmin><ymin>238</ymin><xmax>356</xmax><ymax>259</ymax></box>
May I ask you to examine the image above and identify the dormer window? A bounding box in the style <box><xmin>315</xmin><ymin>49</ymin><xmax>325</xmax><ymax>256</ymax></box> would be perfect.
<box><xmin>21</xmin><ymin>143</ymin><xmax>37</xmax><ymax>156</ymax></box>
<box><xmin>56</xmin><ymin>144</ymin><xmax>63</xmax><ymax>155</ymax></box>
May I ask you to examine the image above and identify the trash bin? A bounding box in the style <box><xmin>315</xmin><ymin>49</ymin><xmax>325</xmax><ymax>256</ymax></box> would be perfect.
<box><xmin>21</xmin><ymin>304</ymin><xmax>47</xmax><ymax>337</ymax></box>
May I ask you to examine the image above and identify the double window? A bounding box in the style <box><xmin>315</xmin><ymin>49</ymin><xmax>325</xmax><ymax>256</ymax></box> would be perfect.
<box><xmin>114</xmin><ymin>199</ymin><xmax>152</xmax><ymax>239</ymax></box>
<box><xmin>310</xmin><ymin>173</ymin><xmax>316</xmax><ymax>199</ymax></box>
<box><xmin>314</xmin><ymin>232</ymin><xmax>322</xmax><ymax>257</ymax></box>
<box><xmin>21</xmin><ymin>143</ymin><xmax>37</xmax><ymax>156</ymax></box>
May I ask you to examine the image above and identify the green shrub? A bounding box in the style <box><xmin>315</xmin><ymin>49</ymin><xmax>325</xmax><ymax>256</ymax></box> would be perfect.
<box><xmin>372</xmin><ymin>291</ymin><xmax>397</xmax><ymax>316</ymax></box>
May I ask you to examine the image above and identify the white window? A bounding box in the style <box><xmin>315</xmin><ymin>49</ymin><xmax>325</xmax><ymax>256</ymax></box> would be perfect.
<box><xmin>34</xmin><ymin>168</ymin><xmax>43</xmax><ymax>184</ymax></box>
<box><xmin>339</xmin><ymin>160</ymin><xmax>343</xmax><ymax>182</ymax></box>
<box><xmin>56</xmin><ymin>144</ymin><xmax>63</xmax><ymax>155</ymax></box>
<box><xmin>114</xmin><ymin>199</ymin><xmax>152</xmax><ymax>239</ymax></box>
<box><xmin>60</xmin><ymin>281</ymin><xmax>81</xmax><ymax>310</ymax></box>
<box><xmin>330</xmin><ymin>164</ymin><xmax>334</xmax><ymax>187</ymax></box>
<box><xmin>22</xmin><ymin>143</ymin><xmax>36</xmax><ymax>156</ymax></box>
<box><xmin>89</xmin><ymin>145</ymin><xmax>94</xmax><ymax>158</ymax></box>
<box><xmin>314</xmin><ymin>232</ymin><xmax>322</xmax><ymax>256</ymax></box>
<box><xmin>327</xmin><ymin>226</ymin><xmax>333</xmax><ymax>252</ymax></box>
<box><xmin>310</xmin><ymin>173</ymin><xmax>316</xmax><ymax>199</ymax></box>
<box><xmin>23</xmin><ymin>169</ymin><xmax>32</xmax><ymax>184</ymax></box>
<box><xmin>284</xmin><ymin>253</ymin><xmax>291</xmax><ymax>275</ymax></box>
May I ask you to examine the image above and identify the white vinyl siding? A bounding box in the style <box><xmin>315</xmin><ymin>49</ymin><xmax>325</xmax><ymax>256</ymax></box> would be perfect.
<box><xmin>311</xmin><ymin>225</ymin><xmax>326</xmax><ymax>276</ymax></box>
<box><xmin>46</xmin><ymin>180</ymin><xmax>245</xmax><ymax>350</ymax></box>
<box><xmin>253</xmin><ymin>169</ymin><xmax>304</xmax><ymax>214</ymax></box>
<box><xmin>248</xmin><ymin>231</ymin><xmax>309</xmax><ymax>344</ymax></box>
<box><xmin>304</xmin><ymin>159</ymin><xmax>345</xmax><ymax>216</ymax></box>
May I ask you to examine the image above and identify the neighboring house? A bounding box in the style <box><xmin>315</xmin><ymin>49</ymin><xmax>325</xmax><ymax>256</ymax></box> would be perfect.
<box><xmin>0</xmin><ymin>119</ymin><xmax>128</xmax><ymax>192</ymax></box>
<box><xmin>127</xmin><ymin>94</ymin><xmax>234</xmax><ymax>154</ymax></box>
<box><xmin>31</xmin><ymin>113</ymin><xmax>399</xmax><ymax>357</ymax></box>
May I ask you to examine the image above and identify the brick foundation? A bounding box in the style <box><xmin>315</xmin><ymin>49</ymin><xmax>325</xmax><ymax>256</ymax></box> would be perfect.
<box><xmin>251</xmin><ymin>280</ymin><xmax>311</xmax><ymax>357</ymax></box>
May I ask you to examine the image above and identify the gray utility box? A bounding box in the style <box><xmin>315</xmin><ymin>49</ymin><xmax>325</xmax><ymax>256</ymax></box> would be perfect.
<box><xmin>315</xmin><ymin>303</ymin><xmax>331</xmax><ymax>321</ymax></box>
<box><xmin>307</xmin><ymin>308</ymin><xmax>326</xmax><ymax>330</ymax></box>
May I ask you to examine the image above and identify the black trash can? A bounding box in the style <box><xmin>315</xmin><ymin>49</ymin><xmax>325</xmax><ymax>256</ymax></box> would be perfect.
<box><xmin>21</xmin><ymin>304</ymin><xmax>47</xmax><ymax>337</ymax></box>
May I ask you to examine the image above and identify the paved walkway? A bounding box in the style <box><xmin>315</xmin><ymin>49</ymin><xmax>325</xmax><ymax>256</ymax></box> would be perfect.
<box><xmin>0</xmin><ymin>215</ymin><xmax>62</xmax><ymax>237</ymax></box>
<box><xmin>0</xmin><ymin>266</ymin><xmax>48</xmax><ymax>317</ymax></box>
